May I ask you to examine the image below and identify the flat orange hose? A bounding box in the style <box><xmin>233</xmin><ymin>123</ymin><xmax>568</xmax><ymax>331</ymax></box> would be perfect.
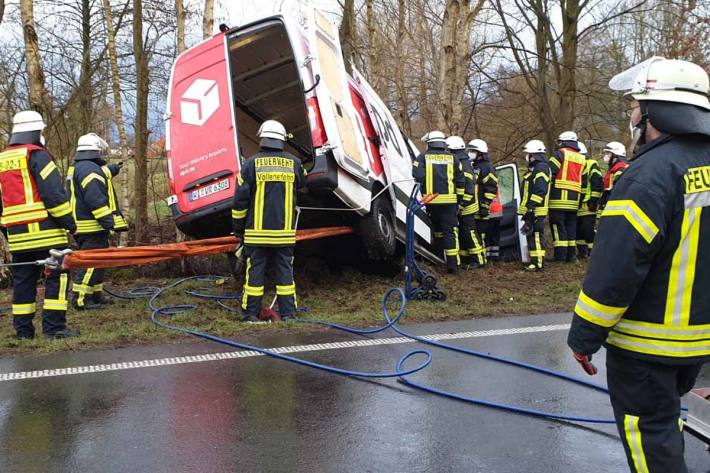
<box><xmin>62</xmin><ymin>226</ymin><xmax>354</xmax><ymax>270</ymax></box>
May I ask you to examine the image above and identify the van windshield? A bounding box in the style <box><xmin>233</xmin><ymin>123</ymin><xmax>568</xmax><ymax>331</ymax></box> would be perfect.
<box><xmin>227</xmin><ymin>20</ymin><xmax>313</xmax><ymax>166</ymax></box>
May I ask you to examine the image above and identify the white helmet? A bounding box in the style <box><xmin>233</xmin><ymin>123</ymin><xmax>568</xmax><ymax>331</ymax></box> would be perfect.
<box><xmin>523</xmin><ymin>140</ymin><xmax>546</xmax><ymax>154</ymax></box>
<box><xmin>258</xmin><ymin>120</ymin><xmax>287</xmax><ymax>141</ymax></box>
<box><xmin>577</xmin><ymin>142</ymin><xmax>588</xmax><ymax>155</ymax></box>
<box><xmin>77</xmin><ymin>133</ymin><xmax>109</xmax><ymax>152</ymax></box>
<box><xmin>466</xmin><ymin>138</ymin><xmax>488</xmax><ymax>153</ymax></box>
<box><xmin>12</xmin><ymin>110</ymin><xmax>46</xmax><ymax>134</ymax></box>
<box><xmin>445</xmin><ymin>135</ymin><xmax>466</xmax><ymax>150</ymax></box>
<box><xmin>558</xmin><ymin>130</ymin><xmax>577</xmax><ymax>142</ymax></box>
<box><xmin>421</xmin><ymin>131</ymin><xmax>446</xmax><ymax>144</ymax></box>
<box><xmin>609</xmin><ymin>56</ymin><xmax>710</xmax><ymax>110</ymax></box>
<box><xmin>603</xmin><ymin>141</ymin><xmax>626</xmax><ymax>158</ymax></box>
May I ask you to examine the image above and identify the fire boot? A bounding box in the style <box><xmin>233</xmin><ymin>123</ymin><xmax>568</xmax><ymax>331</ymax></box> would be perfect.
<box><xmin>92</xmin><ymin>292</ymin><xmax>114</xmax><ymax>306</ymax></box>
<box><xmin>71</xmin><ymin>293</ymin><xmax>102</xmax><ymax>311</ymax></box>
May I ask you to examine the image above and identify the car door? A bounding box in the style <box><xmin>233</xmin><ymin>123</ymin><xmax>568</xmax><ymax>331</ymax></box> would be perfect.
<box><xmin>495</xmin><ymin>163</ymin><xmax>529</xmax><ymax>263</ymax></box>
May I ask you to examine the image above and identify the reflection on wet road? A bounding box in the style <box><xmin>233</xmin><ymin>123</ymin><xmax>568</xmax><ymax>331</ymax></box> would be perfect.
<box><xmin>0</xmin><ymin>313</ymin><xmax>707</xmax><ymax>472</ymax></box>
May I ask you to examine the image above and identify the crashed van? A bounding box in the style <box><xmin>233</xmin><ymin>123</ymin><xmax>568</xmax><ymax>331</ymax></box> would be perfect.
<box><xmin>165</xmin><ymin>7</ymin><xmax>528</xmax><ymax>263</ymax></box>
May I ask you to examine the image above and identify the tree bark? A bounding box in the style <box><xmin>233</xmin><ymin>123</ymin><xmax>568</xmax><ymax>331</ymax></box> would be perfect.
<box><xmin>0</xmin><ymin>0</ymin><xmax>5</xmax><ymax>27</ymax></box>
<box><xmin>202</xmin><ymin>0</ymin><xmax>214</xmax><ymax>40</ymax></box>
<box><xmin>79</xmin><ymin>0</ymin><xmax>93</xmax><ymax>132</ymax></box>
<box><xmin>394</xmin><ymin>0</ymin><xmax>410</xmax><ymax>134</ymax></box>
<box><xmin>339</xmin><ymin>0</ymin><xmax>356</xmax><ymax>74</ymax></box>
<box><xmin>102</xmin><ymin>0</ymin><xmax>131</xmax><ymax>246</ymax></box>
<box><xmin>366</xmin><ymin>0</ymin><xmax>382</xmax><ymax>93</ymax></box>
<box><xmin>176</xmin><ymin>0</ymin><xmax>186</xmax><ymax>54</ymax></box>
<box><xmin>20</xmin><ymin>0</ymin><xmax>51</xmax><ymax>115</ymax></box>
<box><xmin>558</xmin><ymin>0</ymin><xmax>581</xmax><ymax>132</ymax></box>
<box><xmin>133</xmin><ymin>0</ymin><xmax>149</xmax><ymax>243</ymax></box>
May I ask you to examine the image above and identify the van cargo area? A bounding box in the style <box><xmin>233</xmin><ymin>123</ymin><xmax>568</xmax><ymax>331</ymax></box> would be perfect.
<box><xmin>227</xmin><ymin>21</ymin><xmax>313</xmax><ymax>167</ymax></box>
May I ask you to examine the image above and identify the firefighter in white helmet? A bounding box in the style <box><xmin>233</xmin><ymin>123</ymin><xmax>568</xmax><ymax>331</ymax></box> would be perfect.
<box><xmin>466</xmin><ymin>138</ymin><xmax>499</xmax><ymax>262</ymax></box>
<box><xmin>0</xmin><ymin>111</ymin><xmax>78</xmax><ymax>339</ymax></box>
<box><xmin>598</xmin><ymin>141</ymin><xmax>629</xmax><ymax>212</ymax></box>
<box><xmin>548</xmin><ymin>130</ymin><xmax>586</xmax><ymax>262</ymax></box>
<box><xmin>413</xmin><ymin>131</ymin><xmax>465</xmax><ymax>273</ymax></box>
<box><xmin>446</xmin><ymin>136</ymin><xmax>486</xmax><ymax>269</ymax></box>
<box><xmin>232</xmin><ymin>120</ymin><xmax>307</xmax><ymax>322</ymax></box>
<box><xmin>517</xmin><ymin>140</ymin><xmax>550</xmax><ymax>271</ymax></box>
<box><xmin>68</xmin><ymin>133</ymin><xmax>128</xmax><ymax>310</ymax></box>
<box><xmin>576</xmin><ymin>141</ymin><xmax>603</xmax><ymax>259</ymax></box>
<box><xmin>567</xmin><ymin>57</ymin><xmax>710</xmax><ymax>473</ymax></box>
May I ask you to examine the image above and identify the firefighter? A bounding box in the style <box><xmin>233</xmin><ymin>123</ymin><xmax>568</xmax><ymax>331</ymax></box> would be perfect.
<box><xmin>576</xmin><ymin>142</ymin><xmax>603</xmax><ymax>259</ymax></box>
<box><xmin>548</xmin><ymin>130</ymin><xmax>585</xmax><ymax>262</ymax></box>
<box><xmin>67</xmin><ymin>133</ymin><xmax>128</xmax><ymax>310</ymax></box>
<box><xmin>413</xmin><ymin>131</ymin><xmax>465</xmax><ymax>273</ymax></box>
<box><xmin>232</xmin><ymin>120</ymin><xmax>307</xmax><ymax>322</ymax></box>
<box><xmin>446</xmin><ymin>135</ymin><xmax>485</xmax><ymax>269</ymax></box>
<box><xmin>518</xmin><ymin>140</ymin><xmax>550</xmax><ymax>272</ymax></box>
<box><xmin>0</xmin><ymin>111</ymin><xmax>78</xmax><ymax>339</ymax></box>
<box><xmin>567</xmin><ymin>57</ymin><xmax>710</xmax><ymax>473</ymax></box>
<box><xmin>598</xmin><ymin>141</ymin><xmax>629</xmax><ymax>211</ymax></box>
<box><xmin>467</xmin><ymin>139</ymin><xmax>498</xmax><ymax>261</ymax></box>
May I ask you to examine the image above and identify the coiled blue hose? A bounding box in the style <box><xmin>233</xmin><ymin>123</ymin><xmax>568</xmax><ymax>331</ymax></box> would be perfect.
<box><xmin>110</xmin><ymin>276</ymin><xmax>619</xmax><ymax>424</ymax></box>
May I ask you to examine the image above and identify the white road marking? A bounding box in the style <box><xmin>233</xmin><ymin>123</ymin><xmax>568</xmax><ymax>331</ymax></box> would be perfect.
<box><xmin>0</xmin><ymin>323</ymin><xmax>570</xmax><ymax>382</ymax></box>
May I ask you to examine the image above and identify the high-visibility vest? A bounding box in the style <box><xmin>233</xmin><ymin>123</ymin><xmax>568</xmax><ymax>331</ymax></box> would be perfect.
<box><xmin>490</xmin><ymin>189</ymin><xmax>503</xmax><ymax>218</ymax></box>
<box><xmin>603</xmin><ymin>161</ymin><xmax>629</xmax><ymax>191</ymax></box>
<box><xmin>554</xmin><ymin>148</ymin><xmax>585</xmax><ymax>193</ymax></box>
<box><xmin>0</xmin><ymin>145</ymin><xmax>49</xmax><ymax>226</ymax></box>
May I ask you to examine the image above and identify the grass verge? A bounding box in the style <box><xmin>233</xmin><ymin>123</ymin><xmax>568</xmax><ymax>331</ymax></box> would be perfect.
<box><xmin>0</xmin><ymin>260</ymin><xmax>585</xmax><ymax>357</ymax></box>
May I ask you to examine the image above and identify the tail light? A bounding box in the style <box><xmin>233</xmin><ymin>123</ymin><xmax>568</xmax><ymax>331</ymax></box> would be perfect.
<box><xmin>307</xmin><ymin>96</ymin><xmax>327</xmax><ymax>148</ymax></box>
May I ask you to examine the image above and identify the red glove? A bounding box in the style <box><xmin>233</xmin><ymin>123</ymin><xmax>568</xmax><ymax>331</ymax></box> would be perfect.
<box><xmin>573</xmin><ymin>352</ymin><xmax>598</xmax><ymax>376</ymax></box>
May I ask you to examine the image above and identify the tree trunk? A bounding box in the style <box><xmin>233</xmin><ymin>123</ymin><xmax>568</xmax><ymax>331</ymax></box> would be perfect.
<box><xmin>366</xmin><ymin>0</ymin><xmax>382</xmax><ymax>93</ymax></box>
<box><xmin>202</xmin><ymin>0</ymin><xmax>214</xmax><ymax>40</ymax></box>
<box><xmin>79</xmin><ymin>0</ymin><xmax>92</xmax><ymax>132</ymax></box>
<box><xmin>176</xmin><ymin>0</ymin><xmax>186</xmax><ymax>54</ymax></box>
<box><xmin>133</xmin><ymin>0</ymin><xmax>149</xmax><ymax>244</ymax></box>
<box><xmin>102</xmin><ymin>0</ymin><xmax>131</xmax><ymax>246</ymax></box>
<box><xmin>558</xmin><ymin>0</ymin><xmax>580</xmax><ymax>132</ymax></box>
<box><xmin>339</xmin><ymin>0</ymin><xmax>356</xmax><ymax>74</ymax></box>
<box><xmin>0</xmin><ymin>0</ymin><xmax>5</xmax><ymax>27</ymax></box>
<box><xmin>20</xmin><ymin>0</ymin><xmax>51</xmax><ymax>115</ymax></box>
<box><xmin>394</xmin><ymin>0</ymin><xmax>410</xmax><ymax>134</ymax></box>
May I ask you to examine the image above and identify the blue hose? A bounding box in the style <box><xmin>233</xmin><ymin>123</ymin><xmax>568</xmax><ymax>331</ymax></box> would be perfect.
<box><xmin>135</xmin><ymin>276</ymin><xmax>433</xmax><ymax>379</ymax></box>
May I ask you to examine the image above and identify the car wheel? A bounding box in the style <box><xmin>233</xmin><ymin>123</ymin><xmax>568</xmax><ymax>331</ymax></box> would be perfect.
<box><xmin>360</xmin><ymin>195</ymin><xmax>397</xmax><ymax>261</ymax></box>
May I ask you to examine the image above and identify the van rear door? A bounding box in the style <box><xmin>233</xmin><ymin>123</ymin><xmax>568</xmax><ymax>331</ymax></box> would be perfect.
<box><xmin>166</xmin><ymin>33</ymin><xmax>239</xmax><ymax>217</ymax></box>
<box><xmin>305</xmin><ymin>9</ymin><xmax>370</xmax><ymax>181</ymax></box>
<box><xmin>495</xmin><ymin>163</ymin><xmax>528</xmax><ymax>262</ymax></box>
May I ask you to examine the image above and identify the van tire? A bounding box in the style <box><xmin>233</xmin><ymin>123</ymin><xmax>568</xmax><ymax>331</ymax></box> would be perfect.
<box><xmin>360</xmin><ymin>196</ymin><xmax>397</xmax><ymax>261</ymax></box>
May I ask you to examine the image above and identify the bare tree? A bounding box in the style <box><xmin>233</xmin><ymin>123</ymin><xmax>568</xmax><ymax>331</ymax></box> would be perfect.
<box><xmin>176</xmin><ymin>0</ymin><xmax>186</xmax><ymax>53</ymax></box>
<box><xmin>19</xmin><ymin>0</ymin><xmax>51</xmax><ymax>115</ymax></box>
<box><xmin>133</xmin><ymin>0</ymin><xmax>149</xmax><ymax>243</ymax></box>
<box><xmin>339</xmin><ymin>0</ymin><xmax>357</xmax><ymax>74</ymax></box>
<box><xmin>202</xmin><ymin>0</ymin><xmax>214</xmax><ymax>39</ymax></box>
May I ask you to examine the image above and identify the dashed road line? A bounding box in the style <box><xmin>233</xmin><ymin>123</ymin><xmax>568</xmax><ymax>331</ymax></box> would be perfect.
<box><xmin>0</xmin><ymin>323</ymin><xmax>569</xmax><ymax>382</ymax></box>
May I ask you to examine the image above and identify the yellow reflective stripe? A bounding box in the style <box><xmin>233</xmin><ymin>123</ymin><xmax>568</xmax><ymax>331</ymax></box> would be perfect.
<box><xmin>243</xmin><ymin>237</ymin><xmax>297</xmax><ymax>245</ymax></box>
<box><xmin>72</xmin><ymin>283</ymin><xmax>92</xmax><ymax>294</ymax></box>
<box><xmin>232</xmin><ymin>209</ymin><xmax>247</xmax><ymax>219</ymax></box>
<box><xmin>100</xmin><ymin>165</ymin><xmax>113</xmax><ymax>179</ymax></box>
<box><xmin>81</xmin><ymin>173</ymin><xmax>106</xmax><ymax>188</ymax></box>
<box><xmin>254</xmin><ymin>181</ymin><xmax>265</xmax><ymax>230</ymax></box>
<box><xmin>428</xmin><ymin>194</ymin><xmax>458</xmax><ymax>204</ymax></box>
<box><xmin>43</xmin><ymin>299</ymin><xmax>68</xmax><ymax>311</ymax></box>
<box><xmin>534</xmin><ymin>173</ymin><xmax>550</xmax><ymax>182</ymax></box>
<box><xmin>75</xmin><ymin>220</ymin><xmax>104</xmax><ymax>232</ymax></box>
<box><xmin>447</xmin><ymin>162</ymin><xmax>454</xmax><ymax>195</ymax></box>
<box><xmin>607</xmin><ymin>331</ymin><xmax>710</xmax><ymax>357</ymax></box>
<box><xmin>91</xmin><ymin>206</ymin><xmax>112</xmax><ymax>219</ymax></box>
<box><xmin>623</xmin><ymin>415</ymin><xmax>650</xmax><ymax>473</ymax></box>
<box><xmin>8</xmin><ymin>236</ymin><xmax>68</xmax><ymax>252</ymax></box>
<box><xmin>276</xmin><ymin>284</ymin><xmax>296</xmax><ymax>295</ymax></box>
<box><xmin>39</xmin><ymin>161</ymin><xmax>57</xmax><ymax>180</ymax></box>
<box><xmin>602</xmin><ymin>200</ymin><xmax>659</xmax><ymax>244</ymax></box>
<box><xmin>245</xmin><ymin>229</ymin><xmax>297</xmax><ymax>236</ymax></box>
<box><xmin>2</xmin><ymin>202</ymin><xmax>46</xmax><ymax>215</ymax></box>
<box><xmin>614</xmin><ymin>319</ymin><xmax>710</xmax><ymax>341</ymax></box>
<box><xmin>529</xmin><ymin>194</ymin><xmax>543</xmax><ymax>204</ymax></box>
<box><xmin>284</xmin><ymin>180</ymin><xmax>293</xmax><ymax>230</ymax></box>
<box><xmin>241</xmin><ymin>257</ymin><xmax>252</xmax><ymax>310</ymax></box>
<box><xmin>0</xmin><ymin>209</ymin><xmax>49</xmax><ymax>225</ymax></box>
<box><xmin>8</xmin><ymin>227</ymin><xmax>67</xmax><ymax>243</ymax></box>
<box><xmin>665</xmin><ymin>207</ymin><xmax>701</xmax><ymax>326</ymax></box>
<box><xmin>425</xmin><ymin>161</ymin><xmax>433</xmax><ymax>194</ymax></box>
<box><xmin>59</xmin><ymin>273</ymin><xmax>68</xmax><ymax>302</ymax></box>
<box><xmin>574</xmin><ymin>290</ymin><xmax>627</xmax><ymax>327</ymax></box>
<box><xmin>12</xmin><ymin>303</ymin><xmax>36</xmax><ymax>315</ymax></box>
<box><xmin>243</xmin><ymin>284</ymin><xmax>264</xmax><ymax>296</ymax></box>
<box><xmin>47</xmin><ymin>201</ymin><xmax>71</xmax><ymax>217</ymax></box>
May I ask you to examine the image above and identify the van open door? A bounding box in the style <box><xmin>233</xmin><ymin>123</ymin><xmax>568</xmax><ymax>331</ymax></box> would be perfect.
<box><xmin>306</xmin><ymin>9</ymin><xmax>370</xmax><ymax>181</ymax></box>
<box><xmin>495</xmin><ymin>163</ymin><xmax>529</xmax><ymax>263</ymax></box>
<box><xmin>166</xmin><ymin>33</ymin><xmax>239</xmax><ymax>237</ymax></box>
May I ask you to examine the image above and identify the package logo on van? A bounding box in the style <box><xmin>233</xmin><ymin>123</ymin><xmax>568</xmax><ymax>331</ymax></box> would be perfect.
<box><xmin>180</xmin><ymin>78</ymin><xmax>219</xmax><ymax>126</ymax></box>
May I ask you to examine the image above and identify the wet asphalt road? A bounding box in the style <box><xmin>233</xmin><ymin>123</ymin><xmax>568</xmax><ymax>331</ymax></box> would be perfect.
<box><xmin>0</xmin><ymin>313</ymin><xmax>707</xmax><ymax>473</ymax></box>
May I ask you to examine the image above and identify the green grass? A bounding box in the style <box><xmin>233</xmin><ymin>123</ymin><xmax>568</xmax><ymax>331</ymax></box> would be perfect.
<box><xmin>0</xmin><ymin>260</ymin><xmax>585</xmax><ymax>357</ymax></box>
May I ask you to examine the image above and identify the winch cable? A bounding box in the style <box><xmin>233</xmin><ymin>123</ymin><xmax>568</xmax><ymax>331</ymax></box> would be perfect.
<box><xmin>114</xmin><ymin>276</ymin><xmax>617</xmax><ymax>425</ymax></box>
<box><xmin>111</xmin><ymin>276</ymin><xmax>433</xmax><ymax>379</ymax></box>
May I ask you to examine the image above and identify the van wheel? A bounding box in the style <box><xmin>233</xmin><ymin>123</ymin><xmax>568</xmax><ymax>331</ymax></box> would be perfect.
<box><xmin>360</xmin><ymin>196</ymin><xmax>397</xmax><ymax>261</ymax></box>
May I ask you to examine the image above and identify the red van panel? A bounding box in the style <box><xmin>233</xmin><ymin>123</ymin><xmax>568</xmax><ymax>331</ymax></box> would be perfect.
<box><xmin>167</xmin><ymin>34</ymin><xmax>238</xmax><ymax>215</ymax></box>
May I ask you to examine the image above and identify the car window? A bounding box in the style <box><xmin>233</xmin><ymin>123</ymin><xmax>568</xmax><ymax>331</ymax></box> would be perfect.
<box><xmin>496</xmin><ymin>165</ymin><xmax>515</xmax><ymax>206</ymax></box>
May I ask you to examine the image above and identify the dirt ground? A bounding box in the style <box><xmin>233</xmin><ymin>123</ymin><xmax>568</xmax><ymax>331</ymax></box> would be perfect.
<box><xmin>0</xmin><ymin>256</ymin><xmax>586</xmax><ymax>356</ymax></box>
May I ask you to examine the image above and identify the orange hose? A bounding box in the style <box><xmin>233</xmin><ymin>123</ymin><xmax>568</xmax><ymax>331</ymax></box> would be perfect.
<box><xmin>62</xmin><ymin>226</ymin><xmax>354</xmax><ymax>270</ymax></box>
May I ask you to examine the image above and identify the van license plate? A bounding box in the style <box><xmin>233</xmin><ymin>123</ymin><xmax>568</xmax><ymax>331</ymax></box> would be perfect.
<box><xmin>189</xmin><ymin>178</ymin><xmax>230</xmax><ymax>202</ymax></box>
